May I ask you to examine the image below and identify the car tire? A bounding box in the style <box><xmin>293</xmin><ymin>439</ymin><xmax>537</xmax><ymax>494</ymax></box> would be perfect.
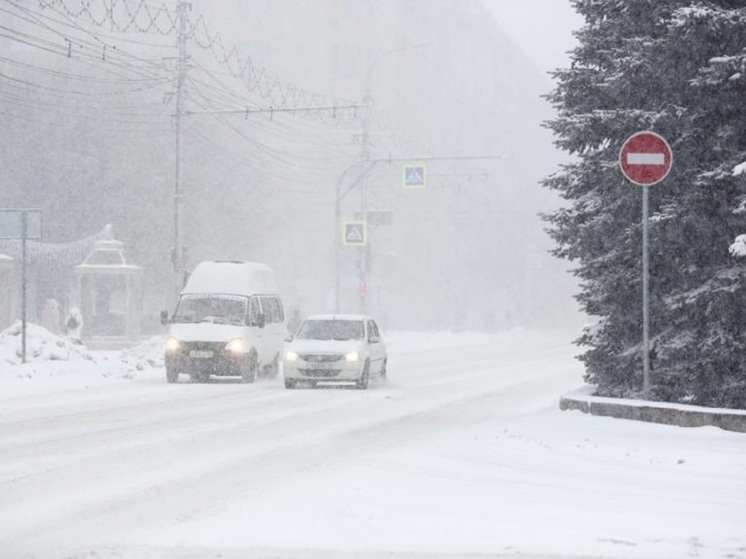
<box><xmin>284</xmin><ymin>378</ymin><xmax>296</xmax><ymax>389</ymax></box>
<box><xmin>190</xmin><ymin>372</ymin><xmax>209</xmax><ymax>383</ymax></box>
<box><xmin>379</xmin><ymin>360</ymin><xmax>387</xmax><ymax>385</ymax></box>
<box><xmin>356</xmin><ymin>361</ymin><xmax>370</xmax><ymax>390</ymax></box>
<box><xmin>242</xmin><ymin>355</ymin><xmax>258</xmax><ymax>384</ymax></box>
<box><xmin>166</xmin><ymin>367</ymin><xmax>178</xmax><ymax>384</ymax></box>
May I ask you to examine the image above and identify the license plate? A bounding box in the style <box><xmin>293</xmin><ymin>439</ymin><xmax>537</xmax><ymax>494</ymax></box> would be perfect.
<box><xmin>190</xmin><ymin>350</ymin><xmax>214</xmax><ymax>359</ymax></box>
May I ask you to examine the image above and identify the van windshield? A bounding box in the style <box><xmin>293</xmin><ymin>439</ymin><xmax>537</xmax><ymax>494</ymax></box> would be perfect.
<box><xmin>172</xmin><ymin>294</ymin><xmax>248</xmax><ymax>325</ymax></box>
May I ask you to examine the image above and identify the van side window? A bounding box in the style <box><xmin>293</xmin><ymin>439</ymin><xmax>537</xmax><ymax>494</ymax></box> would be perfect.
<box><xmin>249</xmin><ymin>297</ymin><xmax>261</xmax><ymax>326</ymax></box>
<box><xmin>260</xmin><ymin>296</ymin><xmax>272</xmax><ymax>323</ymax></box>
<box><xmin>275</xmin><ymin>297</ymin><xmax>285</xmax><ymax>323</ymax></box>
<box><xmin>270</xmin><ymin>297</ymin><xmax>284</xmax><ymax>323</ymax></box>
<box><xmin>259</xmin><ymin>296</ymin><xmax>284</xmax><ymax>324</ymax></box>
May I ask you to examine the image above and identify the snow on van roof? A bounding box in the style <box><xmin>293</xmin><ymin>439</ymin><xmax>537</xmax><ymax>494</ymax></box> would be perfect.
<box><xmin>181</xmin><ymin>261</ymin><xmax>278</xmax><ymax>295</ymax></box>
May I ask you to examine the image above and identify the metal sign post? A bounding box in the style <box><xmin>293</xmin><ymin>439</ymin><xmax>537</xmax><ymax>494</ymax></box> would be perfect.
<box><xmin>641</xmin><ymin>186</ymin><xmax>651</xmax><ymax>392</ymax></box>
<box><xmin>619</xmin><ymin>131</ymin><xmax>673</xmax><ymax>394</ymax></box>
<box><xmin>21</xmin><ymin>213</ymin><xmax>28</xmax><ymax>364</ymax></box>
<box><xmin>0</xmin><ymin>209</ymin><xmax>42</xmax><ymax>364</ymax></box>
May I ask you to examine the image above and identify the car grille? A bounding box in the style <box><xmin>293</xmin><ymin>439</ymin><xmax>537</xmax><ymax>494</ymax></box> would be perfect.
<box><xmin>300</xmin><ymin>354</ymin><xmax>343</xmax><ymax>363</ymax></box>
<box><xmin>300</xmin><ymin>368</ymin><xmax>342</xmax><ymax>378</ymax></box>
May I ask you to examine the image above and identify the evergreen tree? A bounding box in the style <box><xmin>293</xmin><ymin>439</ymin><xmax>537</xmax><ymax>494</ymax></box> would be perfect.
<box><xmin>543</xmin><ymin>0</ymin><xmax>746</xmax><ymax>407</ymax></box>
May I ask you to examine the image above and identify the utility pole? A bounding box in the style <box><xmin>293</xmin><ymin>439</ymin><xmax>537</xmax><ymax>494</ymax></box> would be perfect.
<box><xmin>359</xmin><ymin>95</ymin><xmax>372</xmax><ymax>314</ymax></box>
<box><xmin>172</xmin><ymin>1</ymin><xmax>189</xmax><ymax>300</ymax></box>
<box><xmin>357</xmin><ymin>41</ymin><xmax>430</xmax><ymax>314</ymax></box>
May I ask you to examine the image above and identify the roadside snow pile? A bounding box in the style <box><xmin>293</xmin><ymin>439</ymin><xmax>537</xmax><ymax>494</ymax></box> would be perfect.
<box><xmin>118</xmin><ymin>336</ymin><xmax>165</xmax><ymax>371</ymax></box>
<box><xmin>0</xmin><ymin>321</ymin><xmax>94</xmax><ymax>365</ymax></box>
<box><xmin>95</xmin><ymin>337</ymin><xmax>165</xmax><ymax>379</ymax></box>
<box><xmin>0</xmin><ymin>322</ymin><xmax>165</xmax><ymax>381</ymax></box>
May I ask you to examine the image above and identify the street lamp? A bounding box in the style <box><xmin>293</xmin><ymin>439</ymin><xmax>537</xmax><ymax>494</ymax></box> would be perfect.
<box><xmin>358</xmin><ymin>40</ymin><xmax>430</xmax><ymax>314</ymax></box>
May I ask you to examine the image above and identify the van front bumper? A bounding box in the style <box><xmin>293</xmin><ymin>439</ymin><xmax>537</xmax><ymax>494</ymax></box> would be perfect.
<box><xmin>166</xmin><ymin>341</ymin><xmax>249</xmax><ymax>377</ymax></box>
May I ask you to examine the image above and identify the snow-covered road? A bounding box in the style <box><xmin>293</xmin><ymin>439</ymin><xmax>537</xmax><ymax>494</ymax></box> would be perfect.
<box><xmin>0</xmin><ymin>329</ymin><xmax>744</xmax><ymax>559</ymax></box>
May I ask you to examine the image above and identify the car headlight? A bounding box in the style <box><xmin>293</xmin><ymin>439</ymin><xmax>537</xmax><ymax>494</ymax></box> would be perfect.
<box><xmin>285</xmin><ymin>350</ymin><xmax>299</xmax><ymax>362</ymax></box>
<box><xmin>225</xmin><ymin>338</ymin><xmax>244</xmax><ymax>353</ymax></box>
<box><xmin>165</xmin><ymin>336</ymin><xmax>182</xmax><ymax>353</ymax></box>
<box><xmin>345</xmin><ymin>351</ymin><xmax>359</xmax><ymax>362</ymax></box>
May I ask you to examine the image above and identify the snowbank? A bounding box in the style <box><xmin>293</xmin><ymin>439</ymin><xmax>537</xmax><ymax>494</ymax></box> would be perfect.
<box><xmin>0</xmin><ymin>321</ymin><xmax>93</xmax><ymax>365</ymax></box>
<box><xmin>0</xmin><ymin>321</ymin><xmax>164</xmax><ymax>380</ymax></box>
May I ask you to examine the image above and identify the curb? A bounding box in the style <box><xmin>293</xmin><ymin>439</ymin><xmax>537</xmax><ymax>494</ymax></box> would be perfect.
<box><xmin>560</xmin><ymin>385</ymin><xmax>746</xmax><ymax>433</ymax></box>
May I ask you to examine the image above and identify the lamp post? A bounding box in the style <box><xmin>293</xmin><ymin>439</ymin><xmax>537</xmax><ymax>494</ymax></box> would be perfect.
<box><xmin>358</xmin><ymin>40</ymin><xmax>430</xmax><ymax>313</ymax></box>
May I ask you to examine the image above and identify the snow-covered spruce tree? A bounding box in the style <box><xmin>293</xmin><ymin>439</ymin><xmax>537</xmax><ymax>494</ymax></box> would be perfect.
<box><xmin>542</xmin><ymin>0</ymin><xmax>746</xmax><ymax>408</ymax></box>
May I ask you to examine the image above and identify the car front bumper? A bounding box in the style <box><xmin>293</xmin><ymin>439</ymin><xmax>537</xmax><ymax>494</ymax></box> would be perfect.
<box><xmin>283</xmin><ymin>356</ymin><xmax>364</xmax><ymax>382</ymax></box>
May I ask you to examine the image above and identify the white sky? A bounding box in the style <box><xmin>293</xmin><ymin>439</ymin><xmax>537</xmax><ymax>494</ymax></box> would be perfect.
<box><xmin>479</xmin><ymin>0</ymin><xmax>583</xmax><ymax>73</ymax></box>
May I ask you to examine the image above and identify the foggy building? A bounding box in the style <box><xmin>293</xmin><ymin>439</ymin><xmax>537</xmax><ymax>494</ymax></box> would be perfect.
<box><xmin>190</xmin><ymin>0</ymin><xmax>576</xmax><ymax>330</ymax></box>
<box><xmin>0</xmin><ymin>0</ymin><xmax>579</xmax><ymax>333</ymax></box>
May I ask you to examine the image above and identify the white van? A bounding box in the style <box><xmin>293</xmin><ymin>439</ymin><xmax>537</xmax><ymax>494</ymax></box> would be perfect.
<box><xmin>161</xmin><ymin>260</ymin><xmax>285</xmax><ymax>383</ymax></box>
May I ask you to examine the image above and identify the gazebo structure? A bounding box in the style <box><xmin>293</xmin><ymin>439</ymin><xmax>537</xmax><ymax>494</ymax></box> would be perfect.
<box><xmin>74</xmin><ymin>225</ymin><xmax>143</xmax><ymax>348</ymax></box>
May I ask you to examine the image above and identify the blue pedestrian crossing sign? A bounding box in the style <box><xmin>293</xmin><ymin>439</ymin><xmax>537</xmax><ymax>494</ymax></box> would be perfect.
<box><xmin>343</xmin><ymin>221</ymin><xmax>367</xmax><ymax>246</ymax></box>
<box><xmin>403</xmin><ymin>164</ymin><xmax>426</xmax><ymax>189</ymax></box>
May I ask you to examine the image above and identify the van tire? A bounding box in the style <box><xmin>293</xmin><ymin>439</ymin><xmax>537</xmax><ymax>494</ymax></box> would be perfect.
<box><xmin>242</xmin><ymin>355</ymin><xmax>258</xmax><ymax>383</ymax></box>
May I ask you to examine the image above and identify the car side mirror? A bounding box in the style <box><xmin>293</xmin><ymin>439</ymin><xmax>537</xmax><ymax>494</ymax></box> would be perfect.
<box><xmin>160</xmin><ymin>310</ymin><xmax>169</xmax><ymax>325</ymax></box>
<box><xmin>285</xmin><ymin>333</ymin><xmax>294</xmax><ymax>342</ymax></box>
<box><xmin>369</xmin><ymin>335</ymin><xmax>379</xmax><ymax>343</ymax></box>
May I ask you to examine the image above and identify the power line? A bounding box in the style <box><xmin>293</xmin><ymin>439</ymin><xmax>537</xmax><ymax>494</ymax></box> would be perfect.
<box><xmin>19</xmin><ymin>0</ymin><xmax>361</xmax><ymax>120</ymax></box>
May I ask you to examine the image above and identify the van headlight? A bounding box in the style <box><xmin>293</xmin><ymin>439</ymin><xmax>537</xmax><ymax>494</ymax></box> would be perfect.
<box><xmin>345</xmin><ymin>351</ymin><xmax>359</xmax><ymax>362</ymax></box>
<box><xmin>285</xmin><ymin>350</ymin><xmax>299</xmax><ymax>362</ymax></box>
<box><xmin>165</xmin><ymin>336</ymin><xmax>182</xmax><ymax>353</ymax></box>
<box><xmin>225</xmin><ymin>338</ymin><xmax>244</xmax><ymax>354</ymax></box>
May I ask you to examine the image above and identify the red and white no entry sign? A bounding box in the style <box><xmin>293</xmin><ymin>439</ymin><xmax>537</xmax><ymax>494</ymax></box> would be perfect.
<box><xmin>619</xmin><ymin>130</ymin><xmax>673</xmax><ymax>186</ymax></box>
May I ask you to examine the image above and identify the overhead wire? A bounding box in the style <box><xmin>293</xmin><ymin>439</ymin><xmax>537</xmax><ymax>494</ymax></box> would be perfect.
<box><xmin>0</xmin><ymin>0</ymin><xmax>387</xmax><ymax>194</ymax></box>
<box><xmin>0</xmin><ymin>0</ymin><xmax>178</xmax><ymax>132</ymax></box>
<box><xmin>0</xmin><ymin>52</ymin><xmax>165</xmax><ymax>84</ymax></box>
<box><xmin>181</xmin><ymin>67</ymin><xmax>357</xmax><ymax>171</ymax></box>
<box><xmin>184</xmin><ymin>65</ymin><xmax>358</xmax><ymax>157</ymax></box>
<box><xmin>1</xmin><ymin>3</ymin><xmax>172</xmax><ymax>71</ymax></box>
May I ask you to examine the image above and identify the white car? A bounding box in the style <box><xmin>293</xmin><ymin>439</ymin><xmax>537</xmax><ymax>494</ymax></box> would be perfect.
<box><xmin>283</xmin><ymin>314</ymin><xmax>387</xmax><ymax>389</ymax></box>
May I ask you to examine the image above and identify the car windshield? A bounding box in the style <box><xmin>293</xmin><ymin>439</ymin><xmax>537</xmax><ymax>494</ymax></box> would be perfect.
<box><xmin>296</xmin><ymin>319</ymin><xmax>364</xmax><ymax>341</ymax></box>
<box><xmin>172</xmin><ymin>294</ymin><xmax>248</xmax><ymax>325</ymax></box>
